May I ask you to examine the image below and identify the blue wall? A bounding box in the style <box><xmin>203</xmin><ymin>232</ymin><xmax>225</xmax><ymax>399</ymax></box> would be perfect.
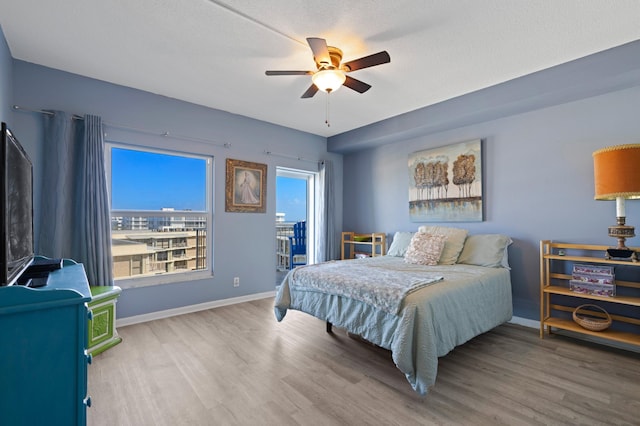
<box><xmin>333</xmin><ymin>41</ymin><xmax>640</xmax><ymax>320</ymax></box>
<box><xmin>0</xmin><ymin>26</ymin><xmax>12</xmax><ymax>123</ymax></box>
<box><xmin>10</xmin><ymin>60</ymin><xmax>343</xmax><ymax>319</ymax></box>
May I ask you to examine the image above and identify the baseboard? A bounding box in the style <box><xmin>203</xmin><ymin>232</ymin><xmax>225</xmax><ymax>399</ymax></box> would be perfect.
<box><xmin>116</xmin><ymin>291</ymin><xmax>276</xmax><ymax>327</ymax></box>
<box><xmin>509</xmin><ymin>316</ymin><xmax>539</xmax><ymax>329</ymax></box>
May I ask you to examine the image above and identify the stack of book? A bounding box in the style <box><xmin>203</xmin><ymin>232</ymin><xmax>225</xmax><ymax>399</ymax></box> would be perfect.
<box><xmin>569</xmin><ymin>264</ymin><xmax>615</xmax><ymax>297</ymax></box>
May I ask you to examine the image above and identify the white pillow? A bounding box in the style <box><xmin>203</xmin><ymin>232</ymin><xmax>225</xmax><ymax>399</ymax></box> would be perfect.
<box><xmin>457</xmin><ymin>234</ymin><xmax>513</xmax><ymax>269</ymax></box>
<box><xmin>387</xmin><ymin>231</ymin><xmax>415</xmax><ymax>257</ymax></box>
<box><xmin>501</xmin><ymin>245</ymin><xmax>511</xmax><ymax>270</ymax></box>
<box><xmin>417</xmin><ymin>226</ymin><xmax>468</xmax><ymax>265</ymax></box>
<box><xmin>404</xmin><ymin>233</ymin><xmax>447</xmax><ymax>265</ymax></box>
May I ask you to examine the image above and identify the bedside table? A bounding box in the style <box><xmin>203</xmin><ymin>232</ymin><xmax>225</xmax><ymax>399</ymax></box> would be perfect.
<box><xmin>88</xmin><ymin>286</ymin><xmax>122</xmax><ymax>356</ymax></box>
<box><xmin>341</xmin><ymin>232</ymin><xmax>386</xmax><ymax>259</ymax></box>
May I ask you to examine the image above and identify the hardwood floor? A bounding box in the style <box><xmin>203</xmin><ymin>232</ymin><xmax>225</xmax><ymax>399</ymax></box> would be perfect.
<box><xmin>88</xmin><ymin>298</ymin><xmax>640</xmax><ymax>425</ymax></box>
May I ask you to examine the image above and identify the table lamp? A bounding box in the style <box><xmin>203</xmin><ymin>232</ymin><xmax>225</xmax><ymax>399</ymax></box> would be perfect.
<box><xmin>593</xmin><ymin>143</ymin><xmax>640</xmax><ymax>261</ymax></box>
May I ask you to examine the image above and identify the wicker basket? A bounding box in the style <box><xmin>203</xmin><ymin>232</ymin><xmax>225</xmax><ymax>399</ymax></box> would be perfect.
<box><xmin>572</xmin><ymin>304</ymin><xmax>612</xmax><ymax>331</ymax></box>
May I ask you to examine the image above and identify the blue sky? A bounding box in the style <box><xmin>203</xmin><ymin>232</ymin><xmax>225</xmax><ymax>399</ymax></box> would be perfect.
<box><xmin>111</xmin><ymin>148</ymin><xmax>206</xmax><ymax>210</ymax></box>
<box><xmin>111</xmin><ymin>148</ymin><xmax>307</xmax><ymax>221</ymax></box>
<box><xmin>276</xmin><ymin>176</ymin><xmax>307</xmax><ymax>222</ymax></box>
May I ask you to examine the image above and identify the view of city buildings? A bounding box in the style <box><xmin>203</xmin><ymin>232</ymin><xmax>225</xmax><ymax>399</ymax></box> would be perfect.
<box><xmin>111</xmin><ymin>208</ymin><xmax>207</xmax><ymax>279</ymax></box>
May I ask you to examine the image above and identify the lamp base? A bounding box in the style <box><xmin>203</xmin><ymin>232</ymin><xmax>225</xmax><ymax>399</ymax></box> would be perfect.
<box><xmin>608</xmin><ymin>224</ymin><xmax>635</xmax><ymax>239</ymax></box>
<box><xmin>605</xmin><ymin>217</ymin><xmax>637</xmax><ymax>262</ymax></box>
<box><xmin>605</xmin><ymin>248</ymin><xmax>637</xmax><ymax>261</ymax></box>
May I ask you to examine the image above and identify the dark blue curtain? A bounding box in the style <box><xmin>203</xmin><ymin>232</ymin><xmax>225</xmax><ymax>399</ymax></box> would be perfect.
<box><xmin>39</xmin><ymin>111</ymin><xmax>113</xmax><ymax>286</ymax></box>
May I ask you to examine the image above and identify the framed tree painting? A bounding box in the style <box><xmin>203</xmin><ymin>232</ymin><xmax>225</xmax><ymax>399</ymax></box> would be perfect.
<box><xmin>408</xmin><ymin>139</ymin><xmax>483</xmax><ymax>222</ymax></box>
<box><xmin>225</xmin><ymin>158</ymin><xmax>267</xmax><ymax>213</ymax></box>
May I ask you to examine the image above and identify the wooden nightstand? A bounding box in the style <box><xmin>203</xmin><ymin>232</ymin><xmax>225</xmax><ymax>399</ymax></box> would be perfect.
<box><xmin>88</xmin><ymin>286</ymin><xmax>122</xmax><ymax>356</ymax></box>
<box><xmin>341</xmin><ymin>232</ymin><xmax>386</xmax><ymax>260</ymax></box>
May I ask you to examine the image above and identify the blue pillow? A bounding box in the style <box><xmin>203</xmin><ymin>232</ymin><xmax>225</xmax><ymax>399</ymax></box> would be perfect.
<box><xmin>386</xmin><ymin>232</ymin><xmax>415</xmax><ymax>257</ymax></box>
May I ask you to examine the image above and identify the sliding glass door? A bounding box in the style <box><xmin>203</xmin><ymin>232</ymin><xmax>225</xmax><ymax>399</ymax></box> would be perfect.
<box><xmin>276</xmin><ymin>168</ymin><xmax>315</xmax><ymax>272</ymax></box>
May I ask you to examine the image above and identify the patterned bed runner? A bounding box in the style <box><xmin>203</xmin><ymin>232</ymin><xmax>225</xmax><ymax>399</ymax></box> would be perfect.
<box><xmin>290</xmin><ymin>258</ymin><xmax>443</xmax><ymax>314</ymax></box>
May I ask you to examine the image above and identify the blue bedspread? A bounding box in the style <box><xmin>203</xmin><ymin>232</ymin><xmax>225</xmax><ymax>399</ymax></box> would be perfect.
<box><xmin>274</xmin><ymin>256</ymin><xmax>512</xmax><ymax>395</ymax></box>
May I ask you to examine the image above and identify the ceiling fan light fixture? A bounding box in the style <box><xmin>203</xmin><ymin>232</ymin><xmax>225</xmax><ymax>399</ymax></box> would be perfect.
<box><xmin>312</xmin><ymin>69</ymin><xmax>346</xmax><ymax>93</ymax></box>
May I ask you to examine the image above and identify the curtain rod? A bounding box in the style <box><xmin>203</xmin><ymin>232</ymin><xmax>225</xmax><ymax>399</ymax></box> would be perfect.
<box><xmin>13</xmin><ymin>105</ymin><xmax>84</xmax><ymax>120</ymax></box>
<box><xmin>12</xmin><ymin>105</ymin><xmax>231</xmax><ymax>149</ymax></box>
<box><xmin>264</xmin><ymin>150</ymin><xmax>320</xmax><ymax>164</ymax></box>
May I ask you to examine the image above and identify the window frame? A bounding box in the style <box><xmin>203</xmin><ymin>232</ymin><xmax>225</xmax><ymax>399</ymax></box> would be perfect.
<box><xmin>105</xmin><ymin>141</ymin><xmax>214</xmax><ymax>289</ymax></box>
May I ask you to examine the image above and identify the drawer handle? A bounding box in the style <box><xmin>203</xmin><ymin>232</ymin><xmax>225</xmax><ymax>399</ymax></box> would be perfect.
<box><xmin>84</xmin><ymin>396</ymin><xmax>92</xmax><ymax>408</ymax></box>
<box><xmin>86</xmin><ymin>353</ymin><xmax>93</xmax><ymax>365</ymax></box>
<box><xmin>87</xmin><ymin>311</ymin><xmax>94</xmax><ymax>321</ymax></box>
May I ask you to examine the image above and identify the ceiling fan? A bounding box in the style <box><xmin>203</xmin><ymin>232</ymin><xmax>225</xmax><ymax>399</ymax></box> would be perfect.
<box><xmin>265</xmin><ymin>37</ymin><xmax>391</xmax><ymax>98</ymax></box>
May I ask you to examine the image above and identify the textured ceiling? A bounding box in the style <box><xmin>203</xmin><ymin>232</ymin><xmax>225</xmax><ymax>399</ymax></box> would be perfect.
<box><xmin>2</xmin><ymin>1</ymin><xmax>640</xmax><ymax>137</ymax></box>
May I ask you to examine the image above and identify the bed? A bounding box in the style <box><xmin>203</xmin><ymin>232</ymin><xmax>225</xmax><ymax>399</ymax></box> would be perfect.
<box><xmin>274</xmin><ymin>228</ymin><xmax>513</xmax><ymax>395</ymax></box>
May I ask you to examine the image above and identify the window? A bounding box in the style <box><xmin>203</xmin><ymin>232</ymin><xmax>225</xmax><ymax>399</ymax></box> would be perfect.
<box><xmin>106</xmin><ymin>144</ymin><xmax>212</xmax><ymax>287</ymax></box>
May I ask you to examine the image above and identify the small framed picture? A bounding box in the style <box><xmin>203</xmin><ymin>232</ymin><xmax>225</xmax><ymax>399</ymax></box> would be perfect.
<box><xmin>225</xmin><ymin>158</ymin><xmax>267</xmax><ymax>213</ymax></box>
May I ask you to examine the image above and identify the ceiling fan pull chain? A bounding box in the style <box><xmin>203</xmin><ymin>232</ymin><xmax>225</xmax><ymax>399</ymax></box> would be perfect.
<box><xmin>325</xmin><ymin>92</ymin><xmax>331</xmax><ymax>127</ymax></box>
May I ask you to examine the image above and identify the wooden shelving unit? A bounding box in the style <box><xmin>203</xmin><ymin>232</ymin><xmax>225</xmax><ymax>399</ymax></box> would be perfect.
<box><xmin>341</xmin><ymin>232</ymin><xmax>386</xmax><ymax>260</ymax></box>
<box><xmin>540</xmin><ymin>240</ymin><xmax>640</xmax><ymax>347</ymax></box>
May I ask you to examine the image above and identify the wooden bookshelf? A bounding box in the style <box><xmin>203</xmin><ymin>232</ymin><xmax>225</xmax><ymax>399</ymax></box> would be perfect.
<box><xmin>341</xmin><ymin>232</ymin><xmax>386</xmax><ymax>260</ymax></box>
<box><xmin>540</xmin><ymin>240</ymin><xmax>640</xmax><ymax>348</ymax></box>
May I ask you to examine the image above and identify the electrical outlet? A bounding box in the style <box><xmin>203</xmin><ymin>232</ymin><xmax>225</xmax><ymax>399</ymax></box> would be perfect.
<box><xmin>233</xmin><ymin>277</ymin><xmax>240</xmax><ymax>287</ymax></box>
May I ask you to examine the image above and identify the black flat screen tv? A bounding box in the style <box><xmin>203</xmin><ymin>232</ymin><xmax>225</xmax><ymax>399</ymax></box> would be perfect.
<box><xmin>1</xmin><ymin>122</ymin><xmax>34</xmax><ymax>286</ymax></box>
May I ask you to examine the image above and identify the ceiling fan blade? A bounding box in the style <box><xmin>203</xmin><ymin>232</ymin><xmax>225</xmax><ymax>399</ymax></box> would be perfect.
<box><xmin>301</xmin><ymin>84</ymin><xmax>319</xmax><ymax>98</ymax></box>
<box><xmin>343</xmin><ymin>75</ymin><xmax>371</xmax><ymax>93</ymax></box>
<box><xmin>306</xmin><ymin>37</ymin><xmax>331</xmax><ymax>66</ymax></box>
<box><xmin>341</xmin><ymin>51</ymin><xmax>390</xmax><ymax>72</ymax></box>
<box><xmin>265</xmin><ymin>70</ymin><xmax>313</xmax><ymax>76</ymax></box>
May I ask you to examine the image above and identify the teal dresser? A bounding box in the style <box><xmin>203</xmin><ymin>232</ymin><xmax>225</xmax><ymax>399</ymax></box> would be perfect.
<box><xmin>88</xmin><ymin>285</ymin><xmax>122</xmax><ymax>356</ymax></box>
<box><xmin>0</xmin><ymin>260</ymin><xmax>92</xmax><ymax>425</ymax></box>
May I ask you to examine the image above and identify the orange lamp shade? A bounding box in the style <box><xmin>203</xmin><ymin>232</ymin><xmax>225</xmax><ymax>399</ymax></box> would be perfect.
<box><xmin>593</xmin><ymin>144</ymin><xmax>640</xmax><ymax>200</ymax></box>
